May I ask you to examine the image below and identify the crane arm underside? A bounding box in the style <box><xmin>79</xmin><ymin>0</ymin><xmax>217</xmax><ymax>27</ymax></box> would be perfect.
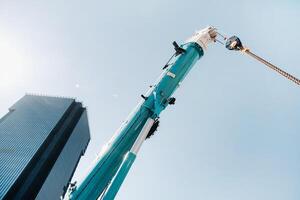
<box><xmin>67</xmin><ymin>27</ymin><xmax>217</xmax><ymax>200</ymax></box>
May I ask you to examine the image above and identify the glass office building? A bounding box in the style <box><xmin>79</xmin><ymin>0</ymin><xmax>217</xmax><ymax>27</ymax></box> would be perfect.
<box><xmin>0</xmin><ymin>95</ymin><xmax>90</xmax><ymax>200</ymax></box>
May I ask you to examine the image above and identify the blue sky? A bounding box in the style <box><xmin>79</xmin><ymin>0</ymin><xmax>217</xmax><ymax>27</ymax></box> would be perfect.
<box><xmin>0</xmin><ymin>0</ymin><xmax>300</xmax><ymax>199</ymax></box>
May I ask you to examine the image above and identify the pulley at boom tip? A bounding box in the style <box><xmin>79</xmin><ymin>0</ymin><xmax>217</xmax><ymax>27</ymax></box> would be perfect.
<box><xmin>222</xmin><ymin>35</ymin><xmax>300</xmax><ymax>86</ymax></box>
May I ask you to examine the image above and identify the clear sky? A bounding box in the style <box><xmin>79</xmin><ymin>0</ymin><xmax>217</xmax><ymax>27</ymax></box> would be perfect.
<box><xmin>1</xmin><ymin>0</ymin><xmax>300</xmax><ymax>199</ymax></box>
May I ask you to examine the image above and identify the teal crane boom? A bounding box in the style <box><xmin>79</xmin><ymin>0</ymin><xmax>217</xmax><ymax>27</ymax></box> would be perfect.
<box><xmin>65</xmin><ymin>27</ymin><xmax>217</xmax><ymax>200</ymax></box>
<box><xmin>65</xmin><ymin>26</ymin><xmax>299</xmax><ymax>200</ymax></box>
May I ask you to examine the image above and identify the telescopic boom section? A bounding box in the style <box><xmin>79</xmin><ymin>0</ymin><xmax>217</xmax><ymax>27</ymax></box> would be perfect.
<box><xmin>66</xmin><ymin>27</ymin><xmax>216</xmax><ymax>200</ymax></box>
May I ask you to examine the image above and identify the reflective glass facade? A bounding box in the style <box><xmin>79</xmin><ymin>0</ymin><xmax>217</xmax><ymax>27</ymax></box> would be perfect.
<box><xmin>0</xmin><ymin>95</ymin><xmax>90</xmax><ymax>199</ymax></box>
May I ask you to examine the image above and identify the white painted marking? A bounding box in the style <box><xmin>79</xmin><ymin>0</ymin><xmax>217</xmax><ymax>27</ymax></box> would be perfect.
<box><xmin>166</xmin><ymin>71</ymin><xmax>176</xmax><ymax>78</ymax></box>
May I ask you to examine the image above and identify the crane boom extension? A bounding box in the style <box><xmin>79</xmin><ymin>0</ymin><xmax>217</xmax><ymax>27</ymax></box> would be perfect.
<box><xmin>65</xmin><ymin>27</ymin><xmax>217</xmax><ymax>200</ymax></box>
<box><xmin>65</xmin><ymin>26</ymin><xmax>299</xmax><ymax>200</ymax></box>
<box><xmin>225</xmin><ymin>35</ymin><xmax>300</xmax><ymax>86</ymax></box>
